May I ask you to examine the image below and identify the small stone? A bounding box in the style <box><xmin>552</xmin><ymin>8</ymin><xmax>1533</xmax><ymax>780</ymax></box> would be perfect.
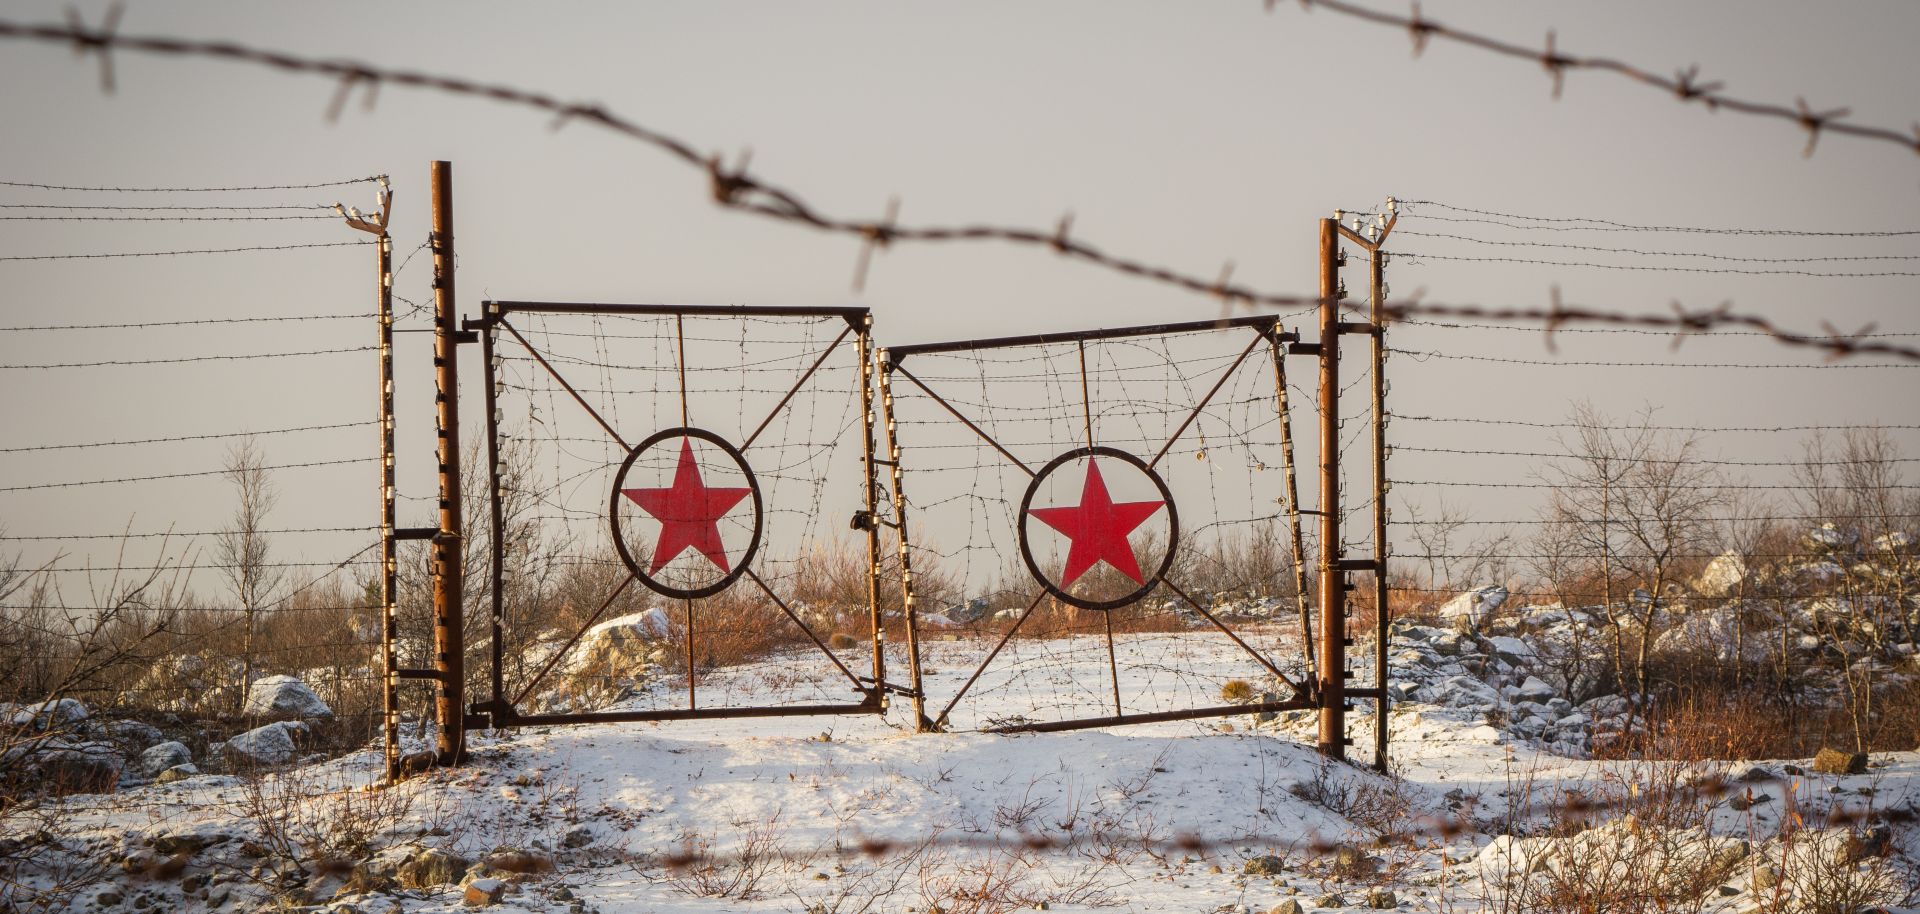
<box><xmin>463</xmin><ymin>877</ymin><xmax>506</xmax><ymax>907</ymax></box>
<box><xmin>483</xmin><ymin>848</ymin><xmax>554</xmax><ymax>875</ymax></box>
<box><xmin>551</xmin><ymin>887</ymin><xmax>576</xmax><ymax>901</ymax></box>
<box><xmin>1811</xmin><ymin>747</ymin><xmax>1867</xmax><ymax>775</ymax></box>
<box><xmin>1364</xmin><ymin>888</ymin><xmax>1397</xmax><ymax>909</ymax></box>
<box><xmin>398</xmin><ymin>847</ymin><xmax>471</xmax><ymax>888</ymax></box>
<box><xmin>1243</xmin><ymin>855</ymin><xmax>1286</xmax><ymax>876</ymax></box>
<box><xmin>1330</xmin><ymin>845</ymin><xmax>1378</xmax><ymax>877</ymax></box>
<box><xmin>1313</xmin><ymin>894</ymin><xmax>1346</xmax><ymax>908</ymax></box>
<box><xmin>155</xmin><ymin>763</ymin><xmax>200</xmax><ymax>783</ymax></box>
<box><xmin>561</xmin><ymin>826</ymin><xmax>593</xmax><ymax>849</ymax></box>
<box><xmin>1268</xmin><ymin>901</ymin><xmax>1305</xmax><ymax>914</ymax></box>
<box><xmin>1717</xmin><ymin>885</ymin><xmax>1740</xmax><ymax>897</ymax></box>
<box><xmin>1751</xmin><ymin>862</ymin><xmax>1780</xmax><ymax>889</ymax></box>
<box><xmin>97</xmin><ymin>890</ymin><xmax>124</xmax><ymax>906</ymax></box>
<box><xmin>1209</xmin><ymin>864</ymin><xmax>1224</xmax><ymax>874</ymax></box>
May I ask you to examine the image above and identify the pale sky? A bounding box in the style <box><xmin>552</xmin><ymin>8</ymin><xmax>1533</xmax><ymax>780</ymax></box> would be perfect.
<box><xmin>2</xmin><ymin>1</ymin><xmax>1916</xmax><ymax>603</ymax></box>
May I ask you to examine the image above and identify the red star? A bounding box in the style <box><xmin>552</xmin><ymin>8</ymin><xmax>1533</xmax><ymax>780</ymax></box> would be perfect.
<box><xmin>621</xmin><ymin>438</ymin><xmax>752</xmax><ymax>575</ymax></box>
<box><xmin>1027</xmin><ymin>460</ymin><xmax>1165</xmax><ymax>588</ymax></box>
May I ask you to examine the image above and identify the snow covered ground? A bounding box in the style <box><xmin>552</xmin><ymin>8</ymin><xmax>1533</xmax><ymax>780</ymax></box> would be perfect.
<box><xmin>7</xmin><ymin>623</ymin><xmax>1916</xmax><ymax>914</ymax></box>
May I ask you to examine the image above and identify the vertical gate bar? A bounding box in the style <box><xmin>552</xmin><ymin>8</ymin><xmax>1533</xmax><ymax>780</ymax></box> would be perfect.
<box><xmin>877</xmin><ymin>350</ymin><xmax>931</xmax><ymax>730</ymax></box>
<box><xmin>856</xmin><ymin>317</ymin><xmax>887</xmax><ymax>707</ymax></box>
<box><xmin>1369</xmin><ymin>246</ymin><xmax>1390</xmax><ymax>773</ymax></box>
<box><xmin>1315</xmin><ymin>216</ymin><xmax>1345</xmax><ymax>762</ymax></box>
<box><xmin>429</xmin><ymin>160</ymin><xmax>466</xmax><ymax>766</ymax></box>
<box><xmin>1266</xmin><ymin>332</ymin><xmax>1317</xmax><ymax>693</ymax></box>
<box><xmin>685</xmin><ymin>598</ymin><xmax>696</xmax><ymax>710</ymax></box>
<box><xmin>1076</xmin><ymin>339</ymin><xmax>1094</xmax><ymax>448</ymax></box>
<box><xmin>1103</xmin><ymin>608</ymin><xmax>1122</xmax><ymax>716</ymax></box>
<box><xmin>674</xmin><ymin>314</ymin><xmax>690</xmax><ymax>427</ymax></box>
<box><xmin>480</xmin><ymin>302</ymin><xmax>506</xmax><ymax>724</ymax></box>
<box><xmin>376</xmin><ymin>224</ymin><xmax>398</xmax><ymax>782</ymax></box>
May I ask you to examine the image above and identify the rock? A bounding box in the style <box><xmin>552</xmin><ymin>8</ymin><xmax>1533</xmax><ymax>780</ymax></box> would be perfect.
<box><xmin>243</xmin><ymin>675</ymin><xmax>333</xmax><ymax>720</ymax></box>
<box><xmin>1330</xmin><ymin>845</ymin><xmax>1378</xmax><ymax>877</ymax></box>
<box><xmin>463</xmin><ymin>877</ymin><xmax>506</xmax><ymax>907</ymax></box>
<box><xmin>1243</xmin><ymin>854</ymin><xmax>1287</xmax><ymax>876</ymax></box>
<box><xmin>105</xmin><ymin>719</ymin><xmax>165</xmax><ymax>749</ymax></box>
<box><xmin>1694</xmin><ymin>551</ymin><xmax>1748</xmax><ymax>598</ymax></box>
<box><xmin>398</xmin><ymin>847</ymin><xmax>472</xmax><ymax>888</ymax></box>
<box><xmin>1728</xmin><ymin>762</ymin><xmax>1773</xmax><ymax>783</ymax></box>
<box><xmin>484</xmin><ymin>848</ymin><xmax>555</xmax><ymax>875</ymax></box>
<box><xmin>1438</xmin><ymin>586</ymin><xmax>1507</xmax><ymax>629</ymax></box>
<box><xmin>1312</xmin><ymin>894</ymin><xmax>1346</xmax><ymax>908</ymax></box>
<box><xmin>151</xmin><ymin>830</ymin><xmax>221</xmax><ymax>856</ymax></box>
<box><xmin>33</xmin><ymin>743</ymin><xmax>123</xmax><ymax>794</ymax></box>
<box><xmin>222</xmin><ymin>721</ymin><xmax>309</xmax><ymax>767</ymax></box>
<box><xmin>3</xmin><ymin>698</ymin><xmax>90</xmax><ymax>729</ymax></box>
<box><xmin>1268</xmin><ymin>902</ymin><xmax>1304</xmax><ymax>914</ymax></box>
<box><xmin>1717</xmin><ymin>885</ymin><xmax>1740</xmax><ymax>897</ymax></box>
<box><xmin>1728</xmin><ymin>791</ymin><xmax>1773</xmax><ymax>812</ymax></box>
<box><xmin>138</xmin><ymin>741</ymin><xmax>193</xmax><ymax>776</ymax></box>
<box><xmin>1751</xmin><ymin>862</ymin><xmax>1780</xmax><ymax>889</ymax></box>
<box><xmin>1487</xmin><ymin>637</ymin><xmax>1536</xmax><ymax>665</ymax></box>
<box><xmin>1512</xmin><ymin>676</ymin><xmax>1556</xmax><ymax>703</ymax></box>
<box><xmin>1364</xmin><ymin>889</ymin><xmax>1397</xmax><ymax>909</ymax></box>
<box><xmin>156</xmin><ymin>763</ymin><xmax>200</xmax><ymax>783</ymax></box>
<box><xmin>561</xmin><ymin>826</ymin><xmax>593</xmax><ymax>849</ymax></box>
<box><xmin>1838</xmin><ymin>823</ymin><xmax>1891</xmax><ymax>863</ymax></box>
<box><xmin>1811</xmin><ymin>748</ymin><xmax>1867</xmax><ymax>775</ymax></box>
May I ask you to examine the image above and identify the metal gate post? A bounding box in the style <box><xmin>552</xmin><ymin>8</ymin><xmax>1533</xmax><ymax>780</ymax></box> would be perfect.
<box><xmin>877</xmin><ymin>349</ymin><xmax>931</xmax><ymax>731</ymax></box>
<box><xmin>430</xmin><ymin>160</ymin><xmax>467</xmax><ymax>766</ymax></box>
<box><xmin>1315</xmin><ymin>216</ymin><xmax>1347</xmax><ymax>761</ymax></box>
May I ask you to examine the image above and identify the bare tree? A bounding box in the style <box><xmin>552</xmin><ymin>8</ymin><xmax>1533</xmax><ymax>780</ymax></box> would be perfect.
<box><xmin>1540</xmin><ymin>404</ymin><xmax>1722</xmax><ymax>734</ymax></box>
<box><xmin>216</xmin><ymin>437</ymin><xmax>284</xmax><ymax>710</ymax></box>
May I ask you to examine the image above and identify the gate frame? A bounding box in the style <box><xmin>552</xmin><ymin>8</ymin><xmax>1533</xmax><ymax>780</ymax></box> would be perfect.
<box><xmin>464</xmin><ymin>301</ymin><xmax>893</xmax><ymax>730</ymax></box>
<box><xmin>878</xmin><ymin>314</ymin><xmax>1322</xmax><ymax>735</ymax></box>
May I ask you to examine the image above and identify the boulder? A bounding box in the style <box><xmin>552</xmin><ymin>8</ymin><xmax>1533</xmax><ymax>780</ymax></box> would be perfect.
<box><xmin>1268</xmin><ymin>902</ymin><xmax>1304</xmax><ymax>914</ymax></box>
<box><xmin>1811</xmin><ymin>747</ymin><xmax>1867</xmax><ymax>775</ymax></box>
<box><xmin>222</xmin><ymin>721</ymin><xmax>310</xmax><ymax>767</ymax></box>
<box><xmin>463</xmin><ymin>877</ymin><xmax>506</xmax><ymax>907</ymax></box>
<box><xmin>1243</xmin><ymin>854</ymin><xmax>1286</xmax><ymax>876</ymax></box>
<box><xmin>1438</xmin><ymin>586</ymin><xmax>1507</xmax><ymax>629</ymax></box>
<box><xmin>138</xmin><ymin>741</ymin><xmax>193</xmax><ymax>777</ymax></box>
<box><xmin>155</xmin><ymin>763</ymin><xmax>200</xmax><ymax>783</ymax></box>
<box><xmin>398</xmin><ymin>847</ymin><xmax>472</xmax><ymax>889</ymax></box>
<box><xmin>1694</xmin><ymin>551</ymin><xmax>1748</xmax><ymax>598</ymax></box>
<box><xmin>1486</xmin><ymin>637</ymin><xmax>1536</xmax><ymax>665</ymax></box>
<box><xmin>3</xmin><ymin>698</ymin><xmax>89</xmax><ymax>730</ymax></box>
<box><xmin>242</xmin><ymin>675</ymin><xmax>333</xmax><ymax>720</ymax></box>
<box><xmin>1512</xmin><ymin>676</ymin><xmax>1556</xmax><ymax>703</ymax></box>
<box><xmin>1364</xmin><ymin>889</ymin><xmax>1397</xmax><ymax>909</ymax></box>
<box><xmin>33</xmin><ymin>743</ymin><xmax>123</xmax><ymax>794</ymax></box>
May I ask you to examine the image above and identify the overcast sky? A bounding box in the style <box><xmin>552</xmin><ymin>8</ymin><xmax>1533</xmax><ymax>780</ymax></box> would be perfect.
<box><xmin>1</xmin><ymin>1</ymin><xmax>1916</xmax><ymax>602</ymax></box>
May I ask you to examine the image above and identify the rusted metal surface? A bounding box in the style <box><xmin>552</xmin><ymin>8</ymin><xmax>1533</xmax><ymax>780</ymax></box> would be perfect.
<box><xmin>480</xmin><ymin>301</ymin><xmax>507</xmax><ymax>735</ymax></box>
<box><xmin>1315</xmin><ymin>216</ymin><xmax>1345</xmax><ymax>761</ymax></box>
<box><xmin>1265</xmin><ymin>331</ymin><xmax>1318</xmax><ymax>695</ymax></box>
<box><xmin>887</xmin><ymin>314</ymin><xmax>1279</xmax><ymax>362</ymax></box>
<box><xmin>986</xmin><ymin>696</ymin><xmax>1316</xmax><ymax>734</ymax></box>
<box><xmin>430</xmin><ymin>160</ymin><xmax>466</xmax><ymax>766</ymax></box>
<box><xmin>474</xmin><ymin>300</ymin><xmax>888</xmax><ymax>729</ymax></box>
<box><xmin>876</xmin><ymin>349</ymin><xmax>933</xmax><ymax>731</ymax></box>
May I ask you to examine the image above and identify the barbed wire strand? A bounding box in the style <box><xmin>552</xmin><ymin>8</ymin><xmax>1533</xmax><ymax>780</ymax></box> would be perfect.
<box><xmin>0</xmin><ymin>15</ymin><xmax>1914</xmax><ymax>364</ymax></box>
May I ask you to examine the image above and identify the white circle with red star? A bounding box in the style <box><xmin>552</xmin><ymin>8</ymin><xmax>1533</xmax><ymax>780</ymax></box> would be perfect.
<box><xmin>609</xmin><ymin>427</ymin><xmax>763</xmax><ymax>600</ymax></box>
<box><xmin>1017</xmin><ymin>446</ymin><xmax>1178</xmax><ymax>611</ymax></box>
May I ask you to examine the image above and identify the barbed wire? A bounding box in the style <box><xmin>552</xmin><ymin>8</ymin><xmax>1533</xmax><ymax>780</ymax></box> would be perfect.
<box><xmin>0</xmin><ymin>177</ymin><xmax>379</xmax><ymax>192</ymax></box>
<box><xmin>1</xmin><ymin>15</ymin><xmax>1914</xmax><ymax>366</ymax></box>
<box><xmin>1277</xmin><ymin>4</ymin><xmax>1920</xmax><ymax>159</ymax></box>
<box><xmin>1397</xmin><ymin>200</ymin><xmax>1920</xmax><ymax>237</ymax></box>
<box><xmin>0</xmin><ymin>202</ymin><xmax>331</xmax><ymax>212</ymax></box>
<box><xmin>1389</xmin><ymin>413</ymin><xmax>1920</xmax><ymax>433</ymax></box>
<box><xmin>0</xmin><ymin>213</ymin><xmax>336</xmax><ymax>222</ymax></box>
<box><xmin>1391</xmin><ymin>444</ymin><xmax>1920</xmax><ymax>468</ymax></box>
<box><xmin>1388</xmin><ymin>513</ymin><xmax>1910</xmax><ymax>527</ymax></box>
<box><xmin>0</xmin><ymin>457</ymin><xmax>373</xmax><ymax>493</ymax></box>
<box><xmin>0</xmin><ymin>313</ymin><xmax>372</xmax><ymax>332</ymax></box>
<box><xmin>0</xmin><ymin>240</ymin><xmax>371</xmax><ymax>261</ymax></box>
<box><xmin>0</xmin><ymin>420</ymin><xmax>372</xmax><ymax>453</ymax></box>
<box><xmin>1393</xmin><ymin>250</ymin><xmax>1920</xmax><ymax>278</ymax></box>
<box><xmin>0</xmin><ymin>345</ymin><xmax>374</xmax><ymax>370</ymax></box>
<box><xmin>1394</xmin><ymin>231</ymin><xmax>1920</xmax><ymax>265</ymax></box>
<box><xmin>1398</xmin><ymin>478</ymin><xmax>1920</xmax><ymax>491</ymax></box>
<box><xmin>1393</xmin><ymin>318</ymin><xmax>1920</xmax><ymax>340</ymax></box>
<box><xmin>1389</xmin><ymin>347</ymin><xmax>1915</xmax><ymax>370</ymax></box>
<box><xmin>0</xmin><ymin>526</ymin><xmax>374</xmax><ymax>541</ymax></box>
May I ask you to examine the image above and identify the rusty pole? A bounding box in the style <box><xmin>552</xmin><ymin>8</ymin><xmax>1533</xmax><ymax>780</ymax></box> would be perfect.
<box><xmin>1315</xmin><ymin>217</ymin><xmax>1346</xmax><ymax>761</ymax></box>
<box><xmin>1368</xmin><ymin>243</ymin><xmax>1390</xmax><ymax>773</ymax></box>
<box><xmin>430</xmin><ymin>161</ymin><xmax>466</xmax><ymax>765</ymax></box>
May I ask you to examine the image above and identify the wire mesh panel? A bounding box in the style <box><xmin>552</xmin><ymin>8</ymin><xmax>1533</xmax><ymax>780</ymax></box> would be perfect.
<box><xmin>473</xmin><ymin>302</ymin><xmax>891</xmax><ymax>727</ymax></box>
<box><xmin>881</xmin><ymin>317</ymin><xmax>1318</xmax><ymax>733</ymax></box>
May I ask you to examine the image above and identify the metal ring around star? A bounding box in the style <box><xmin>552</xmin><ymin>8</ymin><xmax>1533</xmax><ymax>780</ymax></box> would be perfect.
<box><xmin>1017</xmin><ymin>446</ymin><xmax>1179</xmax><ymax>612</ymax></box>
<box><xmin>609</xmin><ymin>426</ymin><xmax>764</xmax><ymax>600</ymax></box>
